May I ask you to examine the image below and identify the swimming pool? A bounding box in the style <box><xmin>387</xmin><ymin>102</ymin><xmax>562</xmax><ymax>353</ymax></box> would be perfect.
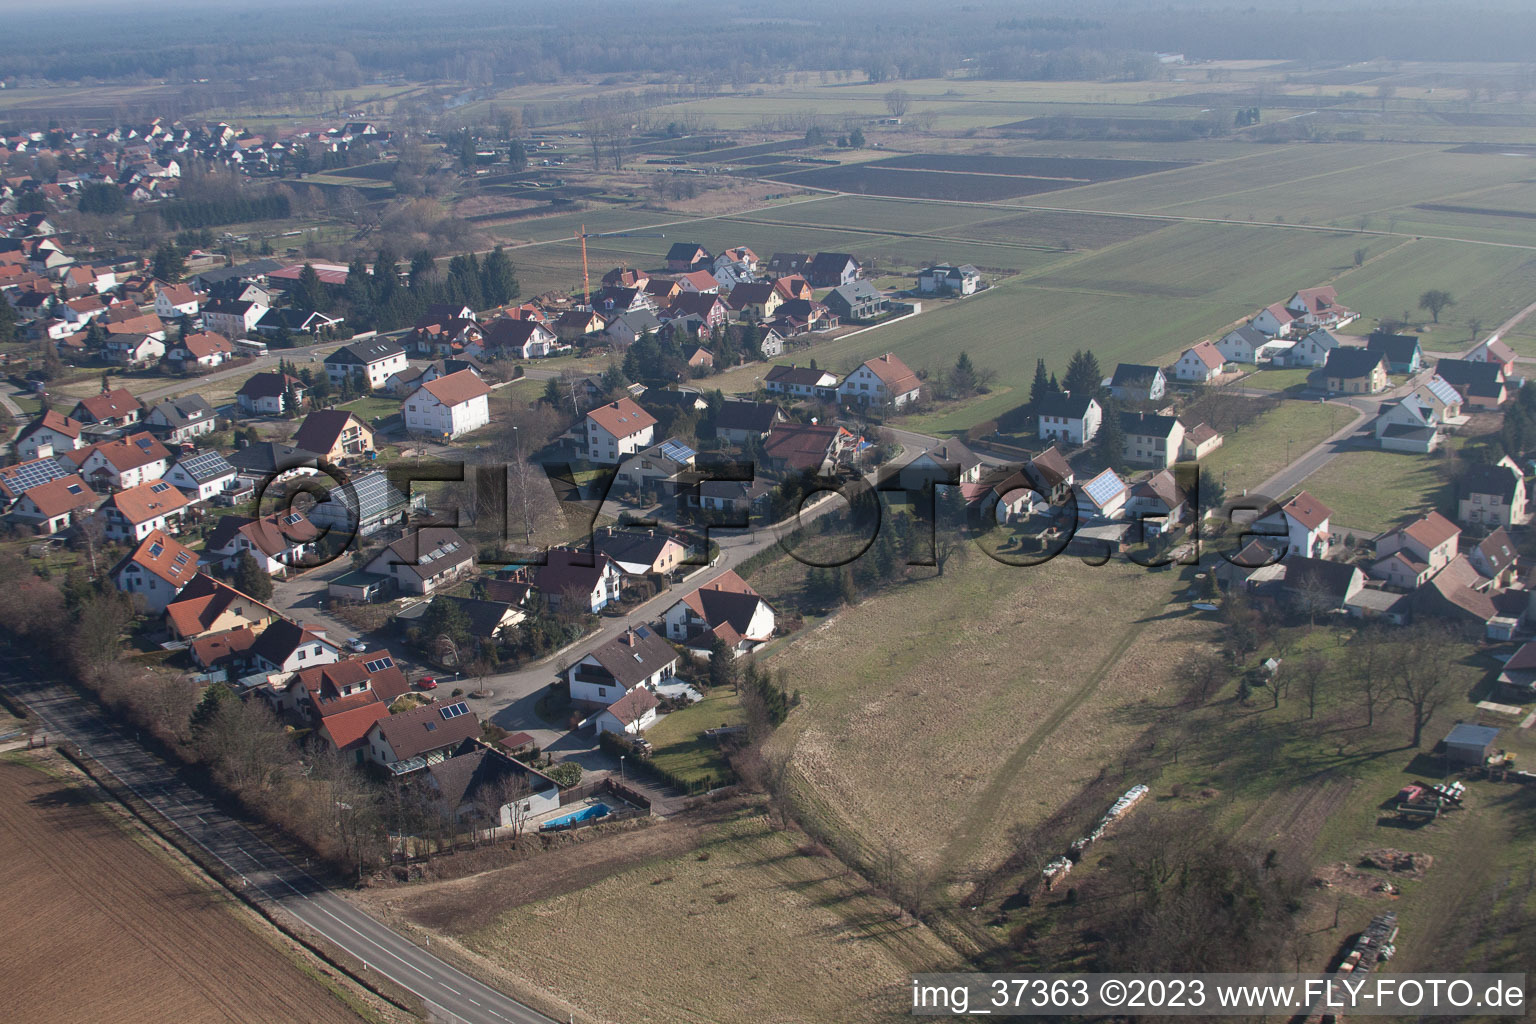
<box><xmin>540</xmin><ymin>802</ymin><xmax>612</xmax><ymax>830</ymax></box>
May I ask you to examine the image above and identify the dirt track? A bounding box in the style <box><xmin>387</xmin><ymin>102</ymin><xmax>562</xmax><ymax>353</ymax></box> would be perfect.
<box><xmin>0</xmin><ymin>758</ymin><xmax>366</xmax><ymax>1024</ymax></box>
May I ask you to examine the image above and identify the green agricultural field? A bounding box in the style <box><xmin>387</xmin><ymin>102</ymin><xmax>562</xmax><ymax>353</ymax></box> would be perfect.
<box><xmin>1198</xmin><ymin>400</ymin><xmax>1358</xmax><ymax>496</ymax></box>
<box><xmin>1298</xmin><ymin>449</ymin><xmax>1456</xmax><ymax>535</ymax></box>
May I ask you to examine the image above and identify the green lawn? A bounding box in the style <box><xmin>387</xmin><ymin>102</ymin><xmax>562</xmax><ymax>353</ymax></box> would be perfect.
<box><xmin>1239</xmin><ymin>366</ymin><xmax>1315</xmax><ymax>392</ymax></box>
<box><xmin>1199</xmin><ymin>400</ymin><xmax>1358</xmax><ymax>496</ymax></box>
<box><xmin>646</xmin><ymin>688</ymin><xmax>743</xmax><ymax>785</ymax></box>
<box><xmin>337</xmin><ymin>395</ymin><xmax>401</xmax><ymax>423</ymax></box>
<box><xmin>1299</xmin><ymin>448</ymin><xmax>1456</xmax><ymax>535</ymax></box>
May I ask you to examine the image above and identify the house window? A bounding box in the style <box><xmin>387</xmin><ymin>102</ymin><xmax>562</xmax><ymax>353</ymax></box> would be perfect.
<box><xmin>598</xmin><ymin>686</ymin><xmax>607</xmax><ymax>697</ymax></box>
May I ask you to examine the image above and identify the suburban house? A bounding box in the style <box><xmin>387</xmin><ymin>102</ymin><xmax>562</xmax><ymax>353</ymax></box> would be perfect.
<box><xmin>324</xmin><ymin>339</ymin><xmax>408</xmax><ymax>391</ymax></box>
<box><xmin>667</xmin><ymin>292</ymin><xmax>730</xmax><ymax>331</ymax></box>
<box><xmin>1286</xmin><ymin>286</ymin><xmax>1357</xmax><ymax>330</ymax></box>
<box><xmin>1125</xmin><ymin>469</ymin><xmax>1189</xmax><ymax>534</ymax></box>
<box><xmin>16</xmin><ymin>410</ymin><xmax>84</xmax><ymax>458</ymax></box>
<box><xmin>566</xmin><ymin>625</ymin><xmax>679</xmax><ymax>708</ymax></box>
<box><xmin>1035</xmin><ymin>392</ymin><xmax>1102</xmax><ymax>445</ymax></box>
<box><xmin>1260</xmin><ymin>490</ymin><xmax>1333</xmax><ymax>559</ymax></box>
<box><xmin>1024</xmin><ymin>446</ymin><xmax>1075</xmax><ymax>507</ymax></box>
<box><xmin>662</xmin><ymin>569</ymin><xmax>776</xmax><ymax>656</ymax></box>
<box><xmin>1217</xmin><ymin>324</ymin><xmax>1288</xmax><ymax>364</ymax></box>
<box><xmin>1174</xmin><ymin>341</ymin><xmax>1225</xmax><ymax>383</ymax></box>
<box><xmin>166</xmin><ymin>330</ymin><xmax>235</xmax><ymax>369</ymax></box>
<box><xmin>1366</xmin><ymin>332</ymin><xmax>1424</xmax><ymax>374</ymax></box>
<box><xmin>1321</xmin><ymin>346</ymin><xmax>1389</xmax><ymax>394</ymax></box>
<box><xmin>421</xmin><ymin>743</ymin><xmax>562</xmax><ymax>822</ymax></box>
<box><xmin>1286</xmin><ymin>328</ymin><xmax>1344</xmax><ymax>369</ymax></box>
<box><xmin>917</xmin><ymin>263</ymin><xmax>980</xmax><ymax>296</ymax></box>
<box><xmin>163</xmin><ymin>449</ymin><xmax>239</xmax><ymax>503</ymax></box>
<box><xmin>824</xmin><ymin>281</ymin><xmax>888</xmax><ymax>321</ymax></box>
<box><xmin>102</xmin><ymin>332</ymin><xmax>167</xmax><ymax>368</ymax></box>
<box><xmin>70</xmin><ymin>387</ymin><xmax>143</xmax><ymax>428</ymax></box>
<box><xmin>1376</xmin><ymin>375</ymin><xmax>1465</xmax><ymax>453</ymax></box>
<box><xmin>838</xmin><ymin>352</ymin><xmax>921</xmax><ymax>409</ymax></box>
<box><xmin>761</xmin><ymin>422</ymin><xmax>854</xmax><ymax>475</ymax></box>
<box><xmin>97</xmin><ymin>479</ymin><xmax>189</xmax><ymax>541</ymax></box>
<box><xmin>584</xmin><ymin>398</ymin><xmax>657</xmax><ymax>464</ymax></box>
<box><xmin>201</xmin><ymin>297</ymin><xmax>267</xmax><ymax>338</ymax></box>
<box><xmin>236</xmin><ymin>372</ymin><xmax>305</xmax><ymax>415</ymax></box>
<box><xmin>614</xmin><ymin>437</ymin><xmax>697</xmax><ymax>494</ymax></box>
<box><xmin>145</xmin><ymin>395</ymin><xmax>217</xmax><ymax>443</ymax></box>
<box><xmin>726</xmin><ymin>282</ymin><xmax>783</xmax><ymax>321</ymax></box>
<box><xmin>1077</xmin><ymin>468</ymin><xmax>1130</xmax><ymax>520</ymax></box>
<box><xmin>1371</xmin><ymin>510</ymin><xmax>1460</xmax><ymax>590</ymax></box>
<box><xmin>1458</xmin><ymin>458</ymin><xmax>1528</xmax><ymax>528</ymax></box>
<box><xmin>895</xmin><ymin>438</ymin><xmax>985</xmax><ymax>489</ymax></box>
<box><xmin>226</xmin><ymin>441</ymin><xmax>320</xmax><ymax>489</ymax></box>
<box><xmin>534</xmin><ymin>548</ymin><xmax>624</xmax><ymax>612</ymax></box>
<box><xmin>111</xmin><ymin>529</ymin><xmax>199</xmax><ymax>613</ymax></box>
<box><xmin>254</xmin><ymin>308</ymin><xmax>344</xmax><ymax>338</ymax></box>
<box><xmin>163</xmin><ymin>574</ymin><xmax>280</xmax><ymax>641</ymax></box>
<box><xmin>764</xmin><ymin>363</ymin><xmax>839</xmax><ymax>401</ymax></box>
<box><xmin>284</xmin><ymin>654</ymin><xmax>408</xmax><ymax>758</ymax></box>
<box><xmin>1467</xmin><ymin>337</ymin><xmax>1518</xmax><ymax>376</ymax></box>
<box><xmin>591</xmin><ymin>527</ymin><xmax>690</xmax><ymax>576</ymax></box>
<box><xmin>675</xmin><ymin>269</ymin><xmax>720</xmax><ymax>294</ymax></box>
<box><xmin>1252</xmin><ymin>301</ymin><xmax>1300</xmax><ymax>338</ymax></box>
<box><xmin>363</xmin><ymin>527</ymin><xmax>475</xmax><ymax>596</ymax></box>
<box><xmin>665</xmin><ymin>242</ymin><xmax>711</xmax><ymax>272</ymax></box>
<box><xmin>606</xmin><ymin>309</ymin><xmax>664</xmax><ymax>348</ymax></box>
<box><xmin>247</xmin><ymin>616</ymin><xmax>342</xmax><ymax>676</ymax></box>
<box><xmin>403</xmin><ymin>370</ymin><xmax>492</xmax><ymax>440</ymax></box>
<box><xmin>1108</xmin><ymin>363</ymin><xmax>1167</xmax><ymax>403</ymax></box>
<box><xmin>765</xmin><ymin>253</ymin><xmax>810</xmax><ymax>277</ymax></box>
<box><xmin>1180</xmin><ymin>422</ymin><xmax>1224</xmax><ymax>461</ymax></box>
<box><xmin>205</xmin><ymin>510</ymin><xmax>320</xmax><ymax>575</ymax></box>
<box><xmin>477</xmin><ymin>318</ymin><xmax>558</xmax><ymax>360</ymax></box>
<box><xmin>772</xmin><ymin>275</ymin><xmax>814</xmax><ymax>302</ymax></box>
<box><xmin>1469</xmin><ymin>528</ymin><xmax>1517</xmax><ymax>587</ymax></box>
<box><xmin>1282</xmin><ymin>556</ymin><xmax>1365</xmax><ymax>613</ymax></box>
<box><xmin>306</xmin><ymin>470</ymin><xmax>419</xmax><ymax>537</ymax></box>
<box><xmin>696</xmin><ymin>478</ymin><xmax>775</xmax><ymax>517</ymax></box>
<box><xmin>1117</xmin><ymin>412</ymin><xmax>1185</xmax><ymax>468</ymax></box>
<box><xmin>1434</xmin><ymin>358</ymin><xmax>1509</xmax><ymax>409</ymax></box>
<box><xmin>292</xmin><ymin>409</ymin><xmax>376</xmax><ymax>462</ymax></box>
<box><xmin>807</xmin><ymin>252</ymin><xmax>860</xmax><ymax>288</ymax></box>
<box><xmin>11</xmin><ymin>474</ymin><xmax>96</xmax><ymax>534</ymax></box>
<box><xmin>715</xmin><ymin>399</ymin><xmax>786</xmax><ymax>443</ymax></box>
<box><xmin>68</xmin><ymin>432</ymin><xmax>171</xmax><ymax>491</ymax></box>
<box><xmin>553</xmin><ymin>308</ymin><xmax>609</xmax><ymax>343</ymax></box>
<box><xmin>585</xmin><ymin>688</ymin><xmax>662</xmax><ymax>737</ymax></box>
<box><xmin>365</xmin><ymin>700</ymin><xmax>482</xmax><ymax>770</ymax></box>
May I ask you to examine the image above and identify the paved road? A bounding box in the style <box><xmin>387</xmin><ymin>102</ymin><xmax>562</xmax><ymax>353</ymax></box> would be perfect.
<box><xmin>0</xmin><ymin>664</ymin><xmax>558</xmax><ymax>1024</ymax></box>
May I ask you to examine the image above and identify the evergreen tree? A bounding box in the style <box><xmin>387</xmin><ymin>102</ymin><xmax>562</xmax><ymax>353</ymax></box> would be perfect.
<box><xmin>293</xmin><ymin>263</ymin><xmax>329</xmax><ymax>313</ymax></box>
<box><xmin>1095</xmin><ymin>400</ymin><xmax>1126</xmax><ymax>472</ymax></box>
<box><xmin>480</xmin><ymin>246</ymin><xmax>519</xmax><ymax>307</ymax></box>
<box><xmin>1063</xmin><ymin>349</ymin><xmax>1103</xmax><ymax>397</ymax></box>
<box><xmin>1029</xmin><ymin>358</ymin><xmax>1055</xmax><ymax>404</ymax></box>
<box><xmin>407</xmin><ymin>249</ymin><xmax>435</xmax><ymax>288</ymax></box>
<box><xmin>506</xmin><ymin>138</ymin><xmax>528</xmax><ymax>172</ymax></box>
<box><xmin>152</xmin><ymin>241</ymin><xmax>186</xmax><ymax>283</ymax></box>
<box><xmin>373</xmin><ymin>247</ymin><xmax>400</xmax><ymax>304</ymax></box>
<box><xmin>849</xmin><ymin>127</ymin><xmax>866</xmax><ymax>147</ymax></box>
<box><xmin>233</xmin><ymin>552</ymin><xmax>273</xmax><ymax>600</ymax></box>
<box><xmin>188</xmin><ymin>682</ymin><xmax>235</xmax><ymax>737</ymax></box>
<box><xmin>951</xmin><ymin>350</ymin><xmax>978</xmax><ymax>398</ymax></box>
<box><xmin>419</xmin><ymin>597</ymin><xmax>472</xmax><ymax>651</ymax></box>
<box><xmin>0</xmin><ymin>296</ymin><xmax>16</xmax><ymax>342</ymax></box>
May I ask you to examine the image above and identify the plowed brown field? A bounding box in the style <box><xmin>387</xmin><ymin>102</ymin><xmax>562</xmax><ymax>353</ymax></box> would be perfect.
<box><xmin>0</xmin><ymin>758</ymin><xmax>366</xmax><ymax>1024</ymax></box>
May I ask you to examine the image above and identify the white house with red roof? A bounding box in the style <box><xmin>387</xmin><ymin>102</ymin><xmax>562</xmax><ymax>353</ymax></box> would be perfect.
<box><xmin>1261</xmin><ymin>490</ymin><xmax>1333</xmax><ymax>559</ymax></box>
<box><xmin>402</xmin><ymin>369</ymin><xmax>491</xmax><ymax>439</ymax></box>
<box><xmin>12</xmin><ymin>474</ymin><xmax>97</xmax><ymax>534</ymax></box>
<box><xmin>97</xmin><ymin>479</ymin><xmax>190</xmax><ymax>541</ymax></box>
<box><xmin>662</xmin><ymin>569</ymin><xmax>776</xmax><ymax>657</ymax></box>
<box><xmin>68</xmin><ymin>431</ymin><xmax>170</xmax><ymax>491</ymax></box>
<box><xmin>585</xmin><ymin>688</ymin><xmax>660</xmax><ymax>737</ymax></box>
<box><xmin>16</xmin><ymin>410</ymin><xmax>83</xmax><ymax>458</ymax></box>
<box><xmin>1466</xmin><ymin>336</ymin><xmax>1518</xmax><ymax>377</ymax></box>
<box><xmin>1371</xmin><ymin>510</ymin><xmax>1460</xmax><ymax>590</ymax></box>
<box><xmin>838</xmin><ymin>352</ymin><xmax>922</xmax><ymax>409</ymax></box>
<box><xmin>69</xmin><ymin>387</ymin><xmax>143</xmax><ymax>428</ymax></box>
<box><xmin>154</xmin><ymin>282</ymin><xmax>205</xmax><ymax>319</ymax></box>
<box><xmin>165</xmin><ymin>330</ymin><xmax>235</xmax><ymax>369</ymax></box>
<box><xmin>1286</xmin><ymin>286</ymin><xmax>1357</xmax><ymax>330</ymax></box>
<box><xmin>583</xmin><ymin>398</ymin><xmax>657</xmax><ymax>464</ymax></box>
<box><xmin>1252</xmin><ymin>301</ymin><xmax>1300</xmax><ymax>338</ymax></box>
<box><xmin>111</xmin><ymin>529</ymin><xmax>199</xmax><ymax>612</ymax></box>
<box><xmin>1174</xmin><ymin>340</ymin><xmax>1225</xmax><ymax>383</ymax></box>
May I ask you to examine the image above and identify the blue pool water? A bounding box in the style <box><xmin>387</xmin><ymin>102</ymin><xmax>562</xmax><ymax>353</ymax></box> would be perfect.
<box><xmin>541</xmin><ymin>803</ymin><xmax>612</xmax><ymax>830</ymax></box>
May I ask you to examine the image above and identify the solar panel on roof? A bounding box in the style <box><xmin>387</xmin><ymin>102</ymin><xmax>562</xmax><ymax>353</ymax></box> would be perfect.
<box><xmin>440</xmin><ymin>701</ymin><xmax>469</xmax><ymax>720</ymax></box>
<box><xmin>1083</xmin><ymin>471</ymin><xmax>1125</xmax><ymax>507</ymax></box>
<box><xmin>1</xmin><ymin>458</ymin><xmax>69</xmax><ymax>496</ymax></box>
<box><xmin>659</xmin><ymin>440</ymin><xmax>696</xmax><ymax>463</ymax></box>
<box><xmin>177</xmin><ymin>450</ymin><xmax>234</xmax><ymax>481</ymax></box>
<box><xmin>136</xmin><ymin>437</ymin><xmax>154</xmax><ymax>449</ymax></box>
<box><xmin>363</xmin><ymin>656</ymin><xmax>394</xmax><ymax>673</ymax></box>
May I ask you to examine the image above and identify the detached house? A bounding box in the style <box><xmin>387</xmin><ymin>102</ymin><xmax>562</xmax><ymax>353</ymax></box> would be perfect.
<box><xmin>16</xmin><ymin>410</ymin><xmax>83</xmax><ymax>458</ymax></box>
<box><xmin>1216</xmin><ymin>324</ymin><xmax>1286</xmax><ymax>365</ymax></box>
<box><xmin>163</xmin><ymin>449</ymin><xmax>238</xmax><ymax>503</ymax></box>
<box><xmin>714</xmin><ymin>399</ymin><xmax>786</xmax><ymax>444</ymax></box>
<box><xmin>1120</xmin><ymin>412</ymin><xmax>1186</xmax><ymax>469</ymax></box>
<box><xmin>364</xmin><ymin>700</ymin><xmax>482</xmax><ymax>770</ymax></box>
<box><xmin>1376</xmin><ymin>374</ymin><xmax>1464</xmax><ymax>453</ymax></box>
<box><xmin>1458</xmin><ymin>458</ymin><xmax>1528</xmax><ymax>528</ymax></box>
<box><xmin>665</xmin><ymin>242</ymin><xmax>711</xmax><ymax>273</ymax></box>
<box><xmin>145</xmin><ymin>395</ymin><xmax>217</xmax><ymax>443</ymax></box>
<box><xmin>584</xmin><ymin>398</ymin><xmax>657</xmax><ymax>464</ymax></box>
<box><xmin>363</xmin><ymin>528</ymin><xmax>476</xmax><ymax>596</ymax></box>
<box><xmin>1252</xmin><ymin>301</ymin><xmax>1301</xmax><ymax>338</ymax></box>
<box><xmin>292</xmin><ymin>409</ymin><xmax>375</xmax><ymax>462</ymax></box>
<box><xmin>97</xmin><ymin>479</ymin><xmax>189</xmax><ymax>541</ymax></box>
<box><xmin>1108</xmin><ymin>363</ymin><xmax>1167</xmax><ymax>403</ymax></box>
<box><xmin>165</xmin><ymin>330</ymin><xmax>235</xmax><ymax>369</ymax></box>
<box><xmin>1372</xmin><ymin>511</ymin><xmax>1460</xmax><ymax>590</ymax></box>
<box><xmin>566</xmin><ymin>625</ymin><xmax>679</xmax><ymax>709</ymax></box>
<box><xmin>205</xmin><ymin>510</ymin><xmax>321</xmax><ymax>575</ymax></box>
<box><xmin>534</xmin><ymin>548</ymin><xmax>624</xmax><ymax>612</ymax></box>
<box><xmin>917</xmin><ymin>263</ymin><xmax>980</xmax><ymax>296</ymax></box>
<box><xmin>1321</xmin><ymin>346</ymin><xmax>1388</xmax><ymax>395</ymax></box>
<box><xmin>807</xmin><ymin>252</ymin><xmax>860</xmax><ymax>288</ymax></box>
<box><xmin>1435</xmin><ymin>358</ymin><xmax>1509</xmax><ymax>409</ymax></box>
<box><xmin>70</xmin><ymin>432</ymin><xmax>171</xmax><ymax>491</ymax></box>
<box><xmin>662</xmin><ymin>569</ymin><xmax>776</xmax><ymax>656</ymax></box>
<box><xmin>236</xmin><ymin>372</ymin><xmax>305</xmax><ymax>416</ymax></box>
<box><xmin>764</xmin><ymin>363</ymin><xmax>838</xmax><ymax>402</ymax></box>
<box><xmin>70</xmin><ymin>387</ymin><xmax>143</xmax><ymax>429</ymax></box>
<box><xmin>726</xmin><ymin>281</ymin><xmax>783</xmax><ymax>321</ymax></box>
<box><xmin>1035</xmin><ymin>392</ymin><xmax>1101</xmax><ymax>445</ymax></box>
<box><xmin>111</xmin><ymin>529</ymin><xmax>199</xmax><ymax>613</ymax></box>
<box><xmin>12</xmin><ymin>474</ymin><xmax>96</xmax><ymax>534</ymax></box>
<box><xmin>324</xmin><ymin>338</ymin><xmax>407</xmax><ymax>391</ymax></box>
<box><xmin>163</xmin><ymin>574</ymin><xmax>280</xmax><ymax>641</ymax></box>
<box><xmin>1365</xmin><ymin>332</ymin><xmax>1423</xmax><ymax>375</ymax></box>
<box><xmin>1076</xmin><ymin>468</ymin><xmax>1129</xmax><ymax>521</ymax></box>
<box><xmin>824</xmin><ymin>281</ymin><xmax>888</xmax><ymax>321</ymax></box>
<box><xmin>1467</xmin><ymin>337</ymin><xmax>1517</xmax><ymax>377</ymax></box>
<box><xmin>895</xmin><ymin>438</ymin><xmax>985</xmax><ymax>489</ymax></box>
<box><xmin>1174</xmin><ymin>341</ymin><xmax>1225</xmax><ymax>383</ymax></box>
<box><xmin>403</xmin><ymin>370</ymin><xmax>492</xmax><ymax>440</ymax></box>
<box><xmin>1286</xmin><ymin>286</ymin><xmax>1356</xmax><ymax>330</ymax></box>
<box><xmin>1261</xmin><ymin>490</ymin><xmax>1333</xmax><ymax>559</ymax></box>
<box><xmin>839</xmin><ymin>352</ymin><xmax>921</xmax><ymax>409</ymax></box>
<box><xmin>201</xmin><ymin>297</ymin><xmax>267</xmax><ymax>338</ymax></box>
<box><xmin>477</xmin><ymin>318</ymin><xmax>557</xmax><ymax>360</ymax></box>
<box><xmin>154</xmin><ymin>282</ymin><xmax>204</xmax><ymax>319</ymax></box>
<box><xmin>250</xmin><ymin>618</ymin><xmax>341</xmax><ymax>676</ymax></box>
<box><xmin>1286</xmin><ymin>328</ymin><xmax>1344</xmax><ymax>369</ymax></box>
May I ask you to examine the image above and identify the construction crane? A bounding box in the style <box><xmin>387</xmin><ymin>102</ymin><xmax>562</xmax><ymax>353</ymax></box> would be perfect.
<box><xmin>575</xmin><ymin>225</ymin><xmax>668</xmax><ymax>308</ymax></box>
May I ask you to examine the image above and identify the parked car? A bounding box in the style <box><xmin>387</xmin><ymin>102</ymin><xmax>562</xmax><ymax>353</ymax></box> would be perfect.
<box><xmin>416</xmin><ymin>676</ymin><xmax>438</xmax><ymax>690</ymax></box>
<box><xmin>345</xmin><ymin>637</ymin><xmax>367</xmax><ymax>653</ymax></box>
